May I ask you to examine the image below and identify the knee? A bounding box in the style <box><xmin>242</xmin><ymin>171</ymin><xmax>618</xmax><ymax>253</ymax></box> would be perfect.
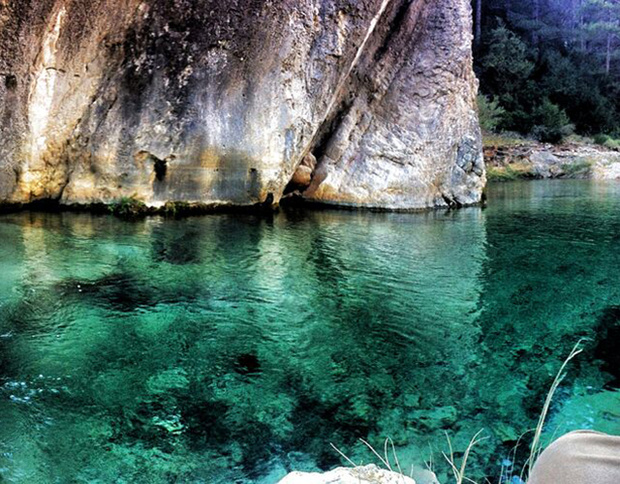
<box><xmin>544</xmin><ymin>430</ymin><xmax>594</xmax><ymax>455</ymax></box>
<box><xmin>529</xmin><ymin>430</ymin><xmax>620</xmax><ymax>484</ymax></box>
<box><xmin>528</xmin><ymin>431</ymin><xmax>593</xmax><ymax>484</ymax></box>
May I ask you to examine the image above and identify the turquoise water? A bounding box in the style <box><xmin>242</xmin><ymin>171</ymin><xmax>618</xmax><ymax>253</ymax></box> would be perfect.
<box><xmin>0</xmin><ymin>180</ymin><xmax>619</xmax><ymax>483</ymax></box>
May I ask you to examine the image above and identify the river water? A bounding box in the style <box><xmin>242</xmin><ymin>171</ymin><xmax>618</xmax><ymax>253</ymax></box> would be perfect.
<box><xmin>0</xmin><ymin>180</ymin><xmax>619</xmax><ymax>483</ymax></box>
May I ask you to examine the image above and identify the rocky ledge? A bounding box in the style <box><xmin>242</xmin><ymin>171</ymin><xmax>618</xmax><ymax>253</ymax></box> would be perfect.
<box><xmin>0</xmin><ymin>0</ymin><xmax>483</xmax><ymax>212</ymax></box>
<box><xmin>485</xmin><ymin>140</ymin><xmax>620</xmax><ymax>181</ymax></box>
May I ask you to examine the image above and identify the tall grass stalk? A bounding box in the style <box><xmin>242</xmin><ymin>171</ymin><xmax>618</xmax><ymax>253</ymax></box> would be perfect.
<box><xmin>442</xmin><ymin>429</ymin><xmax>488</xmax><ymax>484</ymax></box>
<box><xmin>526</xmin><ymin>340</ymin><xmax>583</xmax><ymax>477</ymax></box>
<box><xmin>329</xmin><ymin>442</ymin><xmax>358</xmax><ymax>468</ymax></box>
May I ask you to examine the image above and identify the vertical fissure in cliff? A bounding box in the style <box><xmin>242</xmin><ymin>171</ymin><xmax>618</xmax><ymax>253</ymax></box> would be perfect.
<box><xmin>283</xmin><ymin>99</ymin><xmax>353</xmax><ymax>197</ymax></box>
<box><xmin>372</xmin><ymin>0</ymin><xmax>414</xmax><ymax>62</ymax></box>
<box><xmin>283</xmin><ymin>0</ymin><xmax>402</xmax><ymax>199</ymax></box>
<box><xmin>283</xmin><ymin>0</ymin><xmax>423</xmax><ymax>202</ymax></box>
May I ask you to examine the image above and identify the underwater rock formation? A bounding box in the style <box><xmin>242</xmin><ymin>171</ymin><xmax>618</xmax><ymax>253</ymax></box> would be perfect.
<box><xmin>0</xmin><ymin>0</ymin><xmax>483</xmax><ymax>210</ymax></box>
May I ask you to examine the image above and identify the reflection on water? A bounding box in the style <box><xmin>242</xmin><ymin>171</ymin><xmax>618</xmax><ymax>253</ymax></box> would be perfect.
<box><xmin>0</xmin><ymin>180</ymin><xmax>618</xmax><ymax>483</ymax></box>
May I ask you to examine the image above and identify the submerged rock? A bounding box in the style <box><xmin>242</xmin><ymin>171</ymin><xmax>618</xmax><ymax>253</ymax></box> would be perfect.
<box><xmin>0</xmin><ymin>0</ymin><xmax>483</xmax><ymax>210</ymax></box>
<box><xmin>278</xmin><ymin>464</ymin><xmax>418</xmax><ymax>484</ymax></box>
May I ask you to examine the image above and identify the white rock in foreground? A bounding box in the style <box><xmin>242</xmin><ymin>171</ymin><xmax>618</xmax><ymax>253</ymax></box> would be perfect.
<box><xmin>278</xmin><ymin>464</ymin><xmax>417</xmax><ymax>484</ymax></box>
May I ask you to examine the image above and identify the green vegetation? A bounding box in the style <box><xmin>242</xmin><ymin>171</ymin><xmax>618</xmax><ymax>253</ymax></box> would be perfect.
<box><xmin>482</xmin><ymin>132</ymin><xmax>527</xmax><ymax>149</ymax></box>
<box><xmin>474</xmin><ymin>0</ymin><xmax>620</xmax><ymax>143</ymax></box>
<box><xmin>594</xmin><ymin>134</ymin><xmax>620</xmax><ymax>151</ymax></box>
<box><xmin>531</xmin><ymin>99</ymin><xmax>574</xmax><ymax>143</ymax></box>
<box><xmin>594</xmin><ymin>134</ymin><xmax>611</xmax><ymax>145</ymax></box>
<box><xmin>561</xmin><ymin>158</ymin><xmax>595</xmax><ymax>177</ymax></box>
<box><xmin>487</xmin><ymin>158</ymin><xmax>594</xmax><ymax>182</ymax></box>
<box><xmin>109</xmin><ymin>196</ymin><xmax>149</xmax><ymax>218</ymax></box>
<box><xmin>486</xmin><ymin>163</ymin><xmax>536</xmax><ymax>181</ymax></box>
<box><xmin>163</xmin><ymin>201</ymin><xmax>193</xmax><ymax>217</ymax></box>
<box><xmin>605</xmin><ymin>138</ymin><xmax>620</xmax><ymax>150</ymax></box>
<box><xmin>477</xmin><ymin>95</ymin><xmax>506</xmax><ymax>133</ymax></box>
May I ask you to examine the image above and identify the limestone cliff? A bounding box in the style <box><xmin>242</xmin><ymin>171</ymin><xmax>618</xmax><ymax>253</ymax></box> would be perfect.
<box><xmin>0</xmin><ymin>0</ymin><xmax>484</xmax><ymax>210</ymax></box>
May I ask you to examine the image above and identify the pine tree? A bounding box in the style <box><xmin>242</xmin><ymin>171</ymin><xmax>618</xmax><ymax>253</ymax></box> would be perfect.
<box><xmin>473</xmin><ymin>0</ymin><xmax>620</xmax><ymax>136</ymax></box>
<box><xmin>581</xmin><ymin>0</ymin><xmax>620</xmax><ymax>75</ymax></box>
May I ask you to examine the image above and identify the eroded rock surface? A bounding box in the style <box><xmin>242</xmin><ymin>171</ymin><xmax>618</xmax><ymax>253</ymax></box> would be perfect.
<box><xmin>0</xmin><ymin>0</ymin><xmax>483</xmax><ymax>210</ymax></box>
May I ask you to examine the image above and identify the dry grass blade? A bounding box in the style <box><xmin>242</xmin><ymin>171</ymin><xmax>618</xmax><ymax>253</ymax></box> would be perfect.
<box><xmin>460</xmin><ymin>430</ymin><xmax>487</xmax><ymax>481</ymax></box>
<box><xmin>330</xmin><ymin>442</ymin><xmax>358</xmax><ymax>468</ymax></box>
<box><xmin>527</xmin><ymin>340</ymin><xmax>583</xmax><ymax>477</ymax></box>
<box><xmin>498</xmin><ymin>461</ymin><xmax>505</xmax><ymax>484</ymax></box>
<box><xmin>500</xmin><ymin>429</ymin><xmax>532</xmax><ymax>484</ymax></box>
<box><xmin>388</xmin><ymin>437</ymin><xmax>404</xmax><ymax>477</ymax></box>
<box><xmin>426</xmin><ymin>443</ymin><xmax>435</xmax><ymax>474</ymax></box>
<box><xmin>442</xmin><ymin>452</ymin><xmax>461</xmax><ymax>483</ymax></box>
<box><xmin>360</xmin><ymin>438</ymin><xmax>393</xmax><ymax>471</ymax></box>
<box><xmin>442</xmin><ymin>430</ymin><xmax>487</xmax><ymax>484</ymax></box>
<box><xmin>444</xmin><ymin>432</ymin><xmax>459</xmax><ymax>483</ymax></box>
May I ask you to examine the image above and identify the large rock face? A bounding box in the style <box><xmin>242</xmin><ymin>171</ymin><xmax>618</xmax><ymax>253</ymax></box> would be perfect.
<box><xmin>0</xmin><ymin>0</ymin><xmax>484</xmax><ymax>210</ymax></box>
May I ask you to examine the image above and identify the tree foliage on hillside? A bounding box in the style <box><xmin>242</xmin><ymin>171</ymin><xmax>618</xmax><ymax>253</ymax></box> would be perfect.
<box><xmin>473</xmin><ymin>0</ymin><xmax>620</xmax><ymax>140</ymax></box>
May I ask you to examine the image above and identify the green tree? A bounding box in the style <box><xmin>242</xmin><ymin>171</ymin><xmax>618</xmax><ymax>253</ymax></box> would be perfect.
<box><xmin>479</xmin><ymin>24</ymin><xmax>535</xmax><ymax>97</ymax></box>
<box><xmin>531</xmin><ymin>98</ymin><xmax>574</xmax><ymax>143</ymax></box>
<box><xmin>581</xmin><ymin>0</ymin><xmax>620</xmax><ymax>75</ymax></box>
<box><xmin>474</xmin><ymin>0</ymin><xmax>620</xmax><ymax>137</ymax></box>
<box><xmin>477</xmin><ymin>95</ymin><xmax>506</xmax><ymax>132</ymax></box>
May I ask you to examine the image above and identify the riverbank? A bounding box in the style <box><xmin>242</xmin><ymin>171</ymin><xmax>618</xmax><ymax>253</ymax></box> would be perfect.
<box><xmin>484</xmin><ymin>134</ymin><xmax>620</xmax><ymax>181</ymax></box>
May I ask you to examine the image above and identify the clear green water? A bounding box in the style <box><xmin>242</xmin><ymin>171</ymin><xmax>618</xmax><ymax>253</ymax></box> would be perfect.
<box><xmin>1</xmin><ymin>180</ymin><xmax>619</xmax><ymax>483</ymax></box>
